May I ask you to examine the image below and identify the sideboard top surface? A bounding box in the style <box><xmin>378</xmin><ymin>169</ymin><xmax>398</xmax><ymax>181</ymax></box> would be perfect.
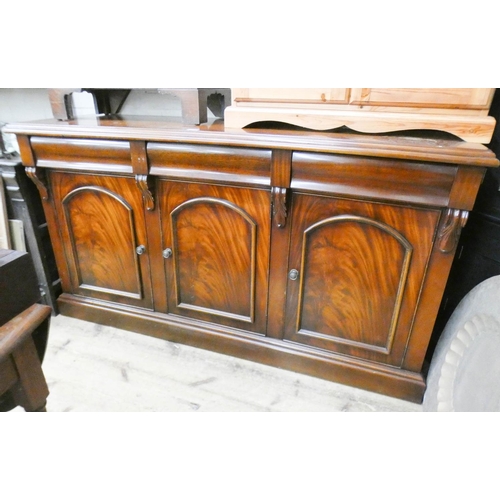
<box><xmin>5</xmin><ymin>116</ymin><xmax>499</xmax><ymax>168</ymax></box>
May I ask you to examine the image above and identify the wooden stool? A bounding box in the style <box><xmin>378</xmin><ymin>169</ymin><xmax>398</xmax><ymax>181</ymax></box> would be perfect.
<box><xmin>0</xmin><ymin>249</ymin><xmax>52</xmax><ymax>411</ymax></box>
<box><xmin>0</xmin><ymin>304</ymin><xmax>51</xmax><ymax>411</ymax></box>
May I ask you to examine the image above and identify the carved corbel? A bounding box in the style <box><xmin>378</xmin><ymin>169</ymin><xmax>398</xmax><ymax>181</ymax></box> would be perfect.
<box><xmin>438</xmin><ymin>208</ymin><xmax>469</xmax><ymax>253</ymax></box>
<box><xmin>270</xmin><ymin>149</ymin><xmax>291</xmax><ymax>229</ymax></box>
<box><xmin>131</xmin><ymin>140</ymin><xmax>155</xmax><ymax>211</ymax></box>
<box><xmin>272</xmin><ymin>186</ymin><xmax>287</xmax><ymax>228</ymax></box>
<box><xmin>135</xmin><ymin>174</ymin><xmax>155</xmax><ymax>211</ymax></box>
<box><xmin>25</xmin><ymin>167</ymin><xmax>49</xmax><ymax>201</ymax></box>
<box><xmin>17</xmin><ymin>135</ymin><xmax>49</xmax><ymax>201</ymax></box>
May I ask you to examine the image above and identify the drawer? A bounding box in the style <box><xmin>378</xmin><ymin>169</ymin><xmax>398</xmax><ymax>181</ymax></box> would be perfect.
<box><xmin>148</xmin><ymin>143</ymin><xmax>272</xmax><ymax>187</ymax></box>
<box><xmin>291</xmin><ymin>151</ymin><xmax>457</xmax><ymax>207</ymax></box>
<box><xmin>30</xmin><ymin>137</ymin><xmax>132</xmax><ymax>173</ymax></box>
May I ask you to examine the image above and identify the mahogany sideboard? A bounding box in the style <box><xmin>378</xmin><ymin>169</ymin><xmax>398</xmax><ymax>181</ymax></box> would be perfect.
<box><xmin>5</xmin><ymin>117</ymin><xmax>499</xmax><ymax>402</ymax></box>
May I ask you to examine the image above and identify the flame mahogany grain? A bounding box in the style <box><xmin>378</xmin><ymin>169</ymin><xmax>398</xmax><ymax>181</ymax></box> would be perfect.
<box><xmin>7</xmin><ymin>117</ymin><xmax>499</xmax><ymax>403</ymax></box>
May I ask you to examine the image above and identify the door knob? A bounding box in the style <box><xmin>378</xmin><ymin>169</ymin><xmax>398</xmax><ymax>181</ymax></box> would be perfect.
<box><xmin>136</xmin><ymin>245</ymin><xmax>146</xmax><ymax>255</ymax></box>
<box><xmin>288</xmin><ymin>269</ymin><xmax>299</xmax><ymax>281</ymax></box>
<box><xmin>163</xmin><ymin>248</ymin><xmax>173</xmax><ymax>259</ymax></box>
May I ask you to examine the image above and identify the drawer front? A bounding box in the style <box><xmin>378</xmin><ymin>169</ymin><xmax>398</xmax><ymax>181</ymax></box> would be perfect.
<box><xmin>30</xmin><ymin>137</ymin><xmax>132</xmax><ymax>173</ymax></box>
<box><xmin>148</xmin><ymin>143</ymin><xmax>272</xmax><ymax>187</ymax></box>
<box><xmin>291</xmin><ymin>152</ymin><xmax>457</xmax><ymax>207</ymax></box>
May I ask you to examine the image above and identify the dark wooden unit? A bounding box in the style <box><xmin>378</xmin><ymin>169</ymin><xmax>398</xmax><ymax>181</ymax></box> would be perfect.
<box><xmin>5</xmin><ymin>117</ymin><xmax>498</xmax><ymax>402</ymax></box>
<box><xmin>0</xmin><ymin>154</ymin><xmax>61</xmax><ymax>312</ymax></box>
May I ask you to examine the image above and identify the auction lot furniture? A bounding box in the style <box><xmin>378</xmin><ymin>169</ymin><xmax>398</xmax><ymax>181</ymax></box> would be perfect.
<box><xmin>5</xmin><ymin>116</ymin><xmax>498</xmax><ymax>402</ymax></box>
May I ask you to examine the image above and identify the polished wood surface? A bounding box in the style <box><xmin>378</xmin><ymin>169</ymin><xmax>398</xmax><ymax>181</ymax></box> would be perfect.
<box><xmin>6</xmin><ymin>116</ymin><xmax>499</xmax><ymax>402</ymax></box>
<box><xmin>291</xmin><ymin>151</ymin><xmax>457</xmax><ymax>206</ymax></box>
<box><xmin>31</xmin><ymin>137</ymin><xmax>132</xmax><ymax>172</ymax></box>
<box><xmin>7</xmin><ymin>117</ymin><xmax>499</xmax><ymax>166</ymax></box>
<box><xmin>148</xmin><ymin>143</ymin><xmax>271</xmax><ymax>187</ymax></box>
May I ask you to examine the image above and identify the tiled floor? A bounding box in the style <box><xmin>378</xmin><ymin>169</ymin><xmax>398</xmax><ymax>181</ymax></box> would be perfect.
<box><xmin>20</xmin><ymin>314</ymin><xmax>423</xmax><ymax>412</ymax></box>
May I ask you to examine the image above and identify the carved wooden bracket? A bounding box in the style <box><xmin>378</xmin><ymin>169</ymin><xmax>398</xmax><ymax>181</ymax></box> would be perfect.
<box><xmin>438</xmin><ymin>208</ymin><xmax>469</xmax><ymax>253</ymax></box>
<box><xmin>272</xmin><ymin>187</ymin><xmax>287</xmax><ymax>228</ymax></box>
<box><xmin>135</xmin><ymin>175</ymin><xmax>155</xmax><ymax>211</ymax></box>
<box><xmin>131</xmin><ymin>141</ymin><xmax>154</xmax><ymax>211</ymax></box>
<box><xmin>25</xmin><ymin>167</ymin><xmax>49</xmax><ymax>201</ymax></box>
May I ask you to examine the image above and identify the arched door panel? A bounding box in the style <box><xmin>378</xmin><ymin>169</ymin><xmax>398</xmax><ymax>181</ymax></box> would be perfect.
<box><xmin>284</xmin><ymin>194</ymin><xmax>440</xmax><ymax>366</ymax></box>
<box><xmin>51</xmin><ymin>173</ymin><xmax>153</xmax><ymax>309</ymax></box>
<box><xmin>160</xmin><ymin>181</ymin><xmax>271</xmax><ymax>334</ymax></box>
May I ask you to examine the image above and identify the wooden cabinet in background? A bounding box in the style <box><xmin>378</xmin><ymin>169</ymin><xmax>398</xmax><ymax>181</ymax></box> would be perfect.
<box><xmin>226</xmin><ymin>88</ymin><xmax>497</xmax><ymax>144</ymax></box>
<box><xmin>5</xmin><ymin>117</ymin><xmax>499</xmax><ymax>403</ymax></box>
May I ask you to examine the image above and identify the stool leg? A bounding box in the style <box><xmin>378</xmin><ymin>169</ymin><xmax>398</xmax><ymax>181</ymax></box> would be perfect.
<box><xmin>12</xmin><ymin>337</ymin><xmax>49</xmax><ymax>412</ymax></box>
<box><xmin>30</xmin><ymin>404</ymin><xmax>47</xmax><ymax>412</ymax></box>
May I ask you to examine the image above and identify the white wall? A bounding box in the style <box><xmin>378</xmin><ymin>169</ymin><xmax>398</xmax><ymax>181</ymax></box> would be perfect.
<box><xmin>119</xmin><ymin>90</ymin><xmax>183</xmax><ymax>117</ymax></box>
<box><xmin>0</xmin><ymin>88</ymin><xmax>53</xmax><ymax>123</ymax></box>
<box><xmin>0</xmin><ymin>88</ymin><xmax>221</xmax><ymax>124</ymax></box>
<box><xmin>0</xmin><ymin>88</ymin><xmax>216</xmax><ymax>153</ymax></box>
<box><xmin>0</xmin><ymin>89</ymin><xmax>54</xmax><ymax>153</ymax></box>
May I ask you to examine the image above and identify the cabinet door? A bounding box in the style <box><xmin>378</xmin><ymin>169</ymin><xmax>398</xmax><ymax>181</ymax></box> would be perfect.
<box><xmin>159</xmin><ymin>181</ymin><xmax>271</xmax><ymax>334</ymax></box>
<box><xmin>284</xmin><ymin>194</ymin><xmax>440</xmax><ymax>366</ymax></box>
<box><xmin>50</xmin><ymin>172</ymin><xmax>154</xmax><ymax>310</ymax></box>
